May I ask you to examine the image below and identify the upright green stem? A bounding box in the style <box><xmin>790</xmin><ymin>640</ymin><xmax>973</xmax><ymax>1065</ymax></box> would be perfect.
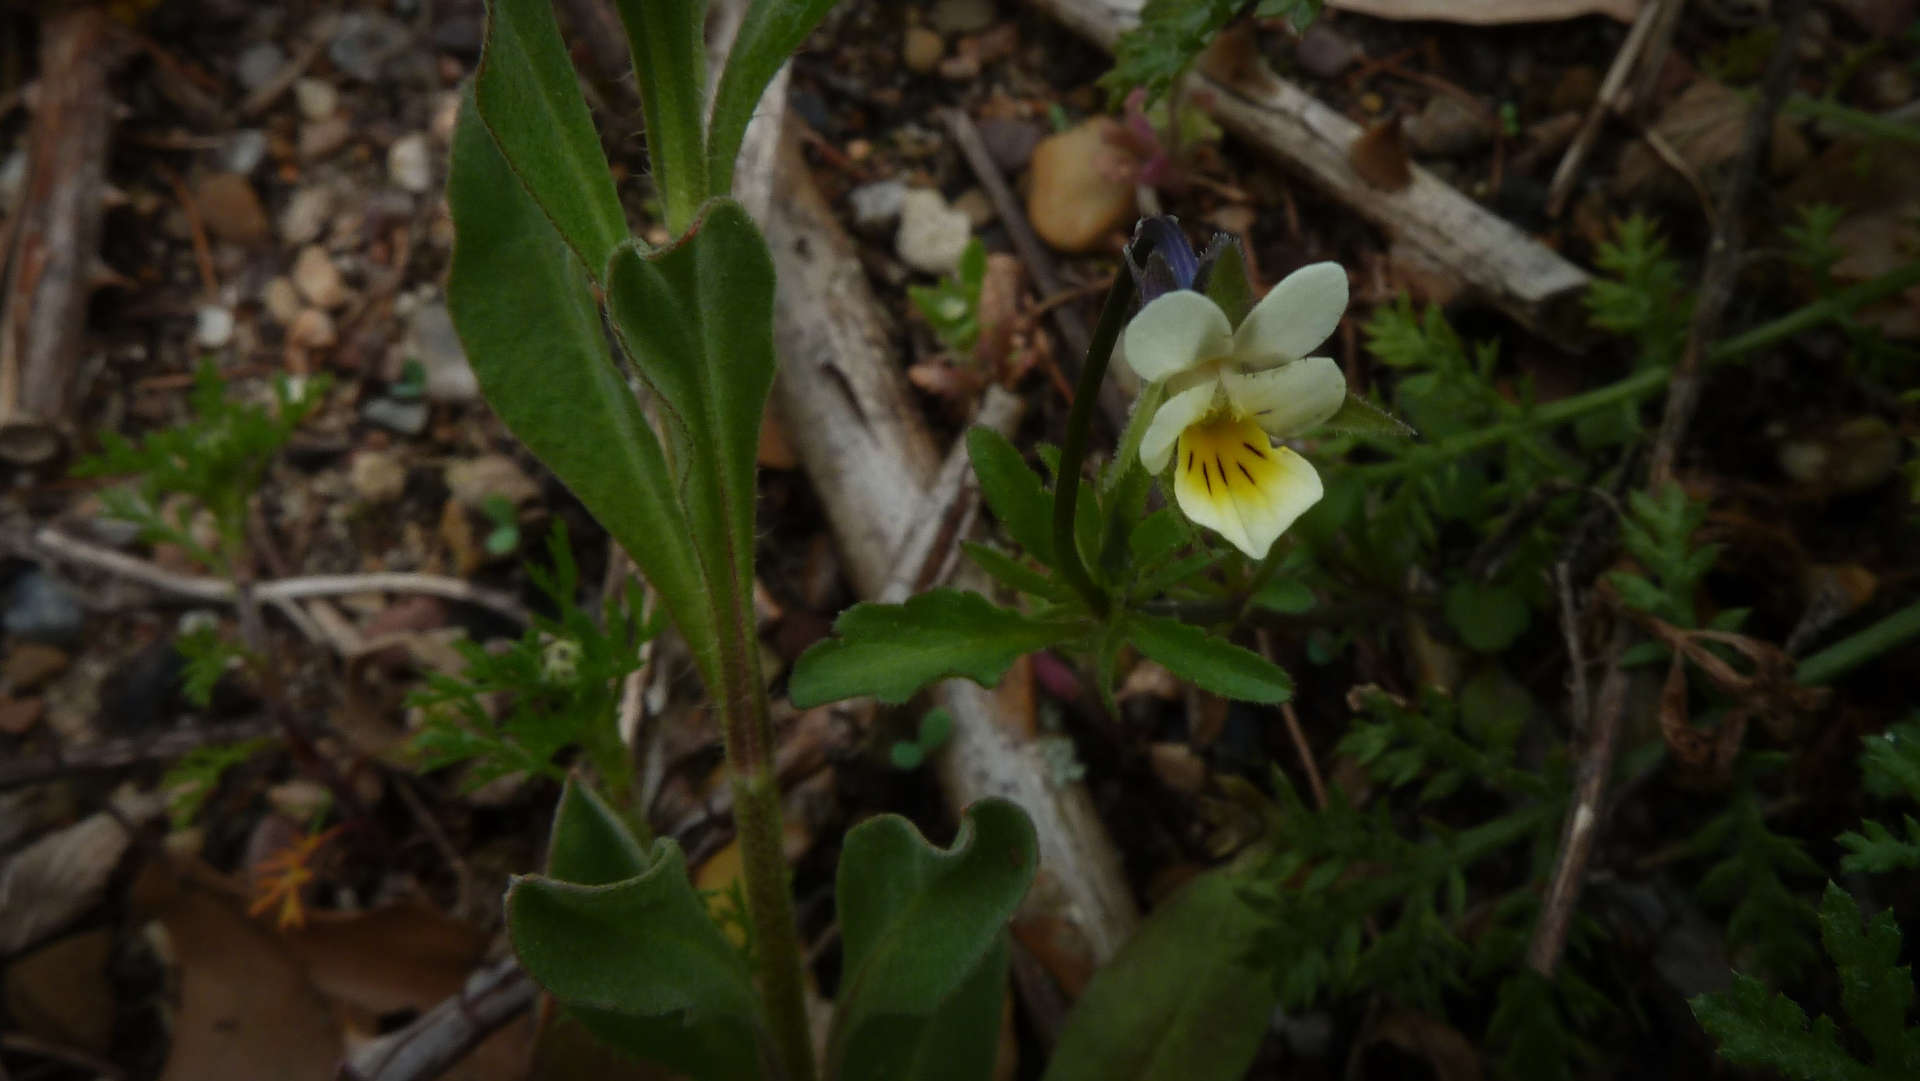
<box><xmin>1054</xmin><ymin>264</ymin><xmax>1139</xmax><ymax>617</ymax></box>
<box><xmin>711</xmin><ymin>576</ymin><xmax>815</xmax><ymax>1081</ymax></box>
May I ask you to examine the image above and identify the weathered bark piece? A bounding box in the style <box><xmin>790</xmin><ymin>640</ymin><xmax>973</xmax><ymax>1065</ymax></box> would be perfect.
<box><xmin>0</xmin><ymin>6</ymin><xmax>122</xmax><ymax>465</ymax></box>
<box><xmin>736</xmin><ymin>108</ymin><xmax>1141</xmax><ymax>962</ymax></box>
<box><xmin>1028</xmin><ymin>0</ymin><xmax>1592</xmax><ymax>336</ymax></box>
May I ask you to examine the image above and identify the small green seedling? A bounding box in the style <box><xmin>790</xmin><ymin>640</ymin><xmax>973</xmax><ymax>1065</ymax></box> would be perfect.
<box><xmin>888</xmin><ymin>707</ymin><xmax>954</xmax><ymax>770</ymax></box>
<box><xmin>907</xmin><ymin>239</ymin><xmax>987</xmax><ymax>358</ymax></box>
<box><xmin>481</xmin><ymin>493</ymin><xmax>521</xmax><ymax>556</ymax></box>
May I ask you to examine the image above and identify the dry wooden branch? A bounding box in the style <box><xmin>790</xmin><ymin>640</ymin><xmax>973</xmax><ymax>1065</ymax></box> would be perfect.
<box><xmin>337</xmin><ymin>956</ymin><xmax>535</xmax><ymax>1081</ymax></box>
<box><xmin>1027</xmin><ymin>0</ymin><xmax>1593</xmax><ymax>337</ymax></box>
<box><xmin>1647</xmin><ymin>0</ymin><xmax>1809</xmax><ymax>488</ymax></box>
<box><xmin>1544</xmin><ymin>0</ymin><xmax>1666</xmax><ymax>218</ymax></box>
<box><xmin>1526</xmin><ymin>625</ymin><xmax>1627</xmax><ymax>975</ymax></box>
<box><xmin>0</xmin><ymin>6</ymin><xmax>125</xmax><ymax>466</ymax></box>
<box><xmin>743</xmin><ymin>117</ymin><xmax>1142</xmax><ymax>963</ymax></box>
<box><xmin>27</xmin><ymin>526</ymin><xmax>532</xmax><ymax>626</ymax></box>
<box><xmin>0</xmin><ymin>718</ymin><xmax>277</xmax><ymax>791</ymax></box>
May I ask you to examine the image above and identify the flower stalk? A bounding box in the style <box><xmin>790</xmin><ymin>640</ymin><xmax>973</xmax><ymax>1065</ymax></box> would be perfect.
<box><xmin>1053</xmin><ymin>259</ymin><xmax>1140</xmax><ymax>618</ymax></box>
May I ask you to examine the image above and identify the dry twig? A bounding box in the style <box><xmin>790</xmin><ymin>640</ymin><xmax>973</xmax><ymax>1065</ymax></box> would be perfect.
<box><xmin>1645</xmin><ymin>0</ymin><xmax>1809</xmax><ymax>488</ymax></box>
<box><xmin>1028</xmin><ymin>0</ymin><xmax>1592</xmax><ymax>336</ymax></box>
<box><xmin>337</xmin><ymin>956</ymin><xmax>534</xmax><ymax>1081</ymax></box>
<box><xmin>1545</xmin><ymin>0</ymin><xmax>1667</xmax><ymax>217</ymax></box>
<box><xmin>28</xmin><ymin>526</ymin><xmax>531</xmax><ymax>627</ymax></box>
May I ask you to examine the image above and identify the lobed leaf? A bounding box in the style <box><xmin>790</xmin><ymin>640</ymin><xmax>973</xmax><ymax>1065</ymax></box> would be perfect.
<box><xmin>829</xmin><ymin>799</ymin><xmax>1037</xmax><ymax>1081</ymax></box>
<box><xmin>789</xmin><ymin>589</ymin><xmax>1082</xmax><ymax>707</ymax></box>
<box><xmin>507</xmin><ymin>840</ymin><xmax>771</xmax><ymax>1080</ymax></box>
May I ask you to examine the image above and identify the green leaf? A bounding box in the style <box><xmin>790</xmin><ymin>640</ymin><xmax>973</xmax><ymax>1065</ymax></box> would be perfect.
<box><xmin>829</xmin><ymin>799</ymin><xmax>1037</xmax><ymax>1081</ymax></box>
<box><xmin>1128</xmin><ymin>508</ymin><xmax>1189</xmax><ymax>572</ymax></box>
<box><xmin>605</xmin><ymin>202</ymin><xmax>776</xmax><ymax>604</ymax></box>
<box><xmin>1252</xmin><ymin>577</ymin><xmax>1315</xmax><ymax>615</ymax></box>
<box><xmin>1817</xmin><ymin>882</ymin><xmax>1917</xmax><ymax>1071</ymax></box>
<box><xmin>1838</xmin><ymin>816</ymin><xmax>1920</xmax><ymax>874</ymax></box>
<box><xmin>1200</xmin><ymin>235</ymin><xmax>1255</xmax><ymax>327</ymax></box>
<box><xmin>1042</xmin><ymin>867</ymin><xmax>1278</xmax><ymax>1081</ymax></box>
<box><xmin>610</xmin><ymin>0</ymin><xmax>708</xmax><ymax>234</ymax></box>
<box><xmin>889</xmin><ymin>741</ymin><xmax>926</xmax><ymax>770</ymax></box>
<box><xmin>1692</xmin><ymin>974</ymin><xmax>1867</xmax><ymax>1081</ymax></box>
<box><xmin>963</xmin><ymin>542</ymin><xmax>1071</xmax><ymax>601</ymax></box>
<box><xmin>1860</xmin><ymin>721</ymin><xmax>1920</xmax><ymax>802</ymax></box>
<box><xmin>1322</xmin><ymin>393</ymin><xmax>1417</xmax><ymax>439</ymax></box>
<box><xmin>1125</xmin><ymin>614</ymin><xmax>1292</xmax><ymax>704</ymax></box>
<box><xmin>473</xmin><ymin>0</ymin><xmax>627</xmax><ymax>277</ymax></box>
<box><xmin>789</xmin><ymin>589</ymin><xmax>1081</xmax><ymax>706</ymax></box>
<box><xmin>1443</xmin><ymin>580</ymin><xmax>1531</xmax><ymax>653</ymax></box>
<box><xmin>546</xmin><ymin>778</ymin><xmax>651</xmax><ymax>886</ymax></box>
<box><xmin>967</xmin><ymin>426</ymin><xmax>1054</xmax><ymax>564</ymax></box>
<box><xmin>707</xmin><ymin>0</ymin><xmax>840</xmax><ymax>196</ymax></box>
<box><xmin>507</xmin><ymin>840</ymin><xmax>771</xmax><ymax>1080</ymax></box>
<box><xmin>448</xmin><ymin>93</ymin><xmax>718</xmax><ymax>685</ymax></box>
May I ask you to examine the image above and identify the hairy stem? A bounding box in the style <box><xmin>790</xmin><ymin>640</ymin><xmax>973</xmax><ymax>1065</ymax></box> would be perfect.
<box><xmin>711</xmin><ymin>571</ymin><xmax>815</xmax><ymax>1081</ymax></box>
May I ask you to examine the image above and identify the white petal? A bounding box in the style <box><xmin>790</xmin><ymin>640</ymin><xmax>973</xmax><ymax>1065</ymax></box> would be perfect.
<box><xmin>1139</xmin><ymin>379</ymin><xmax>1220</xmax><ymax>473</ymax></box>
<box><xmin>1171</xmin><ymin>417</ymin><xmax>1323</xmax><ymax>559</ymax></box>
<box><xmin>1230</xmin><ymin>262</ymin><xmax>1348</xmax><ymax>366</ymax></box>
<box><xmin>1122</xmin><ymin>290</ymin><xmax>1233</xmax><ymax>382</ymax></box>
<box><xmin>1221</xmin><ymin>356</ymin><xmax>1347</xmax><ymax>438</ymax></box>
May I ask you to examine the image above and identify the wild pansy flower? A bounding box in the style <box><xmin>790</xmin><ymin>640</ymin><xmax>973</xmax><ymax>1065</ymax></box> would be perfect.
<box><xmin>1122</xmin><ymin>226</ymin><xmax>1348</xmax><ymax>559</ymax></box>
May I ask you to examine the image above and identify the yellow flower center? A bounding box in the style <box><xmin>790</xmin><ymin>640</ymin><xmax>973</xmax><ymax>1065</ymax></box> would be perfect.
<box><xmin>1176</xmin><ymin>413</ymin><xmax>1284</xmax><ymax>499</ymax></box>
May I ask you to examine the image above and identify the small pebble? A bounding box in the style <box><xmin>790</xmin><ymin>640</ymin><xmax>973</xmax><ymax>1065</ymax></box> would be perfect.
<box><xmin>930</xmin><ymin>0</ymin><xmax>995</xmax><ymax>34</ymax></box>
<box><xmin>387</xmin><ymin>132</ymin><xmax>434</xmax><ymax>194</ymax></box>
<box><xmin>330</xmin><ymin>11</ymin><xmax>410</xmax><ymax>82</ymax></box>
<box><xmin>953</xmin><ymin>187</ymin><xmax>995</xmax><ymax>227</ymax></box>
<box><xmin>446</xmin><ymin>454</ymin><xmax>541</xmax><ymax>510</ymax></box>
<box><xmin>409</xmin><ymin>302</ymin><xmax>479</xmax><ymax>403</ymax></box>
<box><xmin>286</xmin><ymin>307</ymin><xmax>337</xmax><ymax>349</ymax></box>
<box><xmin>194</xmin><ymin>305</ymin><xmax>235</xmax><ymax>350</ymax></box>
<box><xmin>279</xmin><ymin>185</ymin><xmax>333</xmax><ymax>245</ymax></box>
<box><xmin>293</xmin><ymin>77</ymin><xmax>339</xmax><ymax>122</ymax></box>
<box><xmin>976</xmin><ymin>117</ymin><xmax>1042</xmax><ymax>172</ymax></box>
<box><xmin>895</xmin><ymin>188</ymin><xmax>974</xmax><ymax>275</ymax></box>
<box><xmin>4</xmin><ymin>570</ymin><xmax>84</xmax><ymax>645</ymax></box>
<box><xmin>4</xmin><ymin>642</ymin><xmax>70</xmax><ymax>693</ymax></box>
<box><xmin>292</xmin><ymin>245</ymin><xmax>350</xmax><ymax>309</ymax></box>
<box><xmin>235</xmin><ymin>42</ymin><xmax>287</xmax><ymax>93</ymax></box>
<box><xmin>1294</xmin><ymin>22</ymin><xmax>1360</xmax><ymax>79</ymax></box>
<box><xmin>1026</xmin><ymin>118</ymin><xmax>1136</xmax><ymax>253</ymax></box>
<box><xmin>299</xmin><ymin>116</ymin><xmax>353</xmax><ymax>161</ymax></box>
<box><xmin>1404</xmin><ymin>95</ymin><xmax>1494</xmax><ymax>157</ymax></box>
<box><xmin>362</xmin><ymin>396</ymin><xmax>430</xmax><ymax>436</ymax></box>
<box><xmin>219</xmin><ymin>129</ymin><xmax>268</xmax><ymax>175</ymax></box>
<box><xmin>350</xmin><ymin>450</ymin><xmax>407</xmax><ymax>504</ymax></box>
<box><xmin>848</xmin><ymin>178</ymin><xmax>908</xmax><ymax>230</ymax></box>
<box><xmin>193</xmin><ymin>173</ymin><xmax>270</xmax><ymax>245</ymax></box>
<box><xmin>903</xmin><ymin>26</ymin><xmax>944</xmax><ymax>74</ymax></box>
<box><xmin>262</xmin><ymin>276</ymin><xmax>302</xmax><ymax>325</ymax></box>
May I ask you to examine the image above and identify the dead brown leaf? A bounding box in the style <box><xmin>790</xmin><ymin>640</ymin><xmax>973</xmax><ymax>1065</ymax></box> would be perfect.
<box><xmin>1361</xmin><ymin>1009</ymin><xmax>1483</xmax><ymax>1081</ymax></box>
<box><xmin>282</xmin><ymin>901</ymin><xmax>489</xmax><ymax>1018</ymax></box>
<box><xmin>139</xmin><ymin>865</ymin><xmax>340</xmax><ymax>1081</ymax></box>
<box><xmin>1350</xmin><ymin>114</ymin><xmax>1413</xmax><ymax>192</ymax></box>
<box><xmin>4</xmin><ymin>929</ymin><xmax>115</xmax><ymax>1053</ymax></box>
